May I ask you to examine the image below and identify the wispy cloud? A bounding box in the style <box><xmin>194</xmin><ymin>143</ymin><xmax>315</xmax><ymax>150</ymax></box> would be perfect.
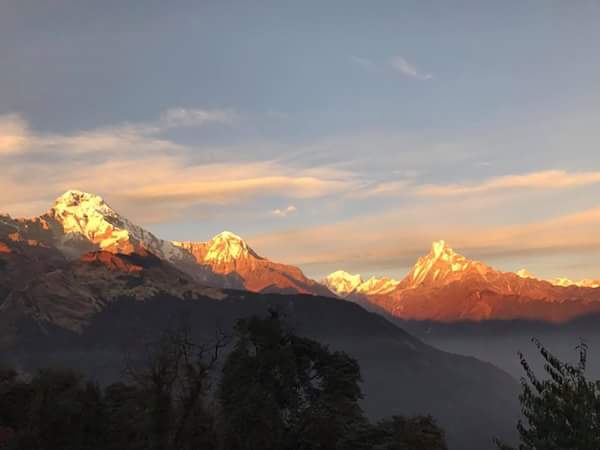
<box><xmin>0</xmin><ymin>112</ymin><xmax>357</xmax><ymax>222</ymax></box>
<box><xmin>251</xmin><ymin>204</ymin><xmax>600</xmax><ymax>278</ymax></box>
<box><xmin>0</xmin><ymin>114</ymin><xmax>28</xmax><ymax>155</ymax></box>
<box><xmin>417</xmin><ymin>170</ymin><xmax>600</xmax><ymax>197</ymax></box>
<box><xmin>0</xmin><ymin>108</ymin><xmax>234</xmax><ymax>158</ymax></box>
<box><xmin>350</xmin><ymin>55</ymin><xmax>376</xmax><ymax>71</ymax></box>
<box><xmin>390</xmin><ymin>56</ymin><xmax>432</xmax><ymax>80</ymax></box>
<box><xmin>271</xmin><ymin>205</ymin><xmax>297</xmax><ymax>218</ymax></box>
<box><xmin>349</xmin><ymin>180</ymin><xmax>412</xmax><ymax>198</ymax></box>
<box><xmin>158</xmin><ymin>108</ymin><xmax>235</xmax><ymax>129</ymax></box>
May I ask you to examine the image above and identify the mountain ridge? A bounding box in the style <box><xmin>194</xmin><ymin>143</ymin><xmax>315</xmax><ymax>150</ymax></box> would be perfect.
<box><xmin>325</xmin><ymin>241</ymin><xmax>600</xmax><ymax>322</ymax></box>
<box><xmin>0</xmin><ymin>190</ymin><xmax>331</xmax><ymax>297</ymax></box>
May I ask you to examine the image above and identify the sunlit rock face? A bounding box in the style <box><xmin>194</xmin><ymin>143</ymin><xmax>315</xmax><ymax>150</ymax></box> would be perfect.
<box><xmin>327</xmin><ymin>241</ymin><xmax>600</xmax><ymax>322</ymax></box>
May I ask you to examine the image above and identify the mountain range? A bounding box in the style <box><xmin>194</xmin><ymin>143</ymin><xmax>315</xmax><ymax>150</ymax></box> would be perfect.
<box><xmin>325</xmin><ymin>240</ymin><xmax>600</xmax><ymax>322</ymax></box>
<box><xmin>2</xmin><ymin>190</ymin><xmax>600</xmax><ymax>325</ymax></box>
<box><xmin>0</xmin><ymin>190</ymin><xmax>330</xmax><ymax>301</ymax></box>
<box><xmin>0</xmin><ymin>190</ymin><xmax>521</xmax><ymax>450</ymax></box>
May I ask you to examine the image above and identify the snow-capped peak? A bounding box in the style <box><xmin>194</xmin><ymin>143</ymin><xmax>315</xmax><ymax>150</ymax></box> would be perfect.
<box><xmin>516</xmin><ymin>269</ymin><xmax>536</xmax><ymax>279</ymax></box>
<box><xmin>431</xmin><ymin>239</ymin><xmax>451</xmax><ymax>259</ymax></box>
<box><xmin>323</xmin><ymin>270</ymin><xmax>401</xmax><ymax>297</ymax></box>
<box><xmin>204</xmin><ymin>231</ymin><xmax>254</xmax><ymax>263</ymax></box>
<box><xmin>355</xmin><ymin>276</ymin><xmax>400</xmax><ymax>296</ymax></box>
<box><xmin>323</xmin><ymin>270</ymin><xmax>364</xmax><ymax>297</ymax></box>
<box><xmin>551</xmin><ymin>277</ymin><xmax>600</xmax><ymax>288</ymax></box>
<box><xmin>50</xmin><ymin>190</ymin><xmax>129</xmax><ymax>247</ymax></box>
<box><xmin>48</xmin><ymin>190</ymin><xmax>188</xmax><ymax>262</ymax></box>
<box><xmin>406</xmin><ymin>240</ymin><xmax>490</xmax><ymax>288</ymax></box>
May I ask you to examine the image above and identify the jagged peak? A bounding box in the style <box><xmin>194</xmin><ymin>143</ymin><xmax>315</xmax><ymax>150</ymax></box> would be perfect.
<box><xmin>430</xmin><ymin>240</ymin><xmax>456</xmax><ymax>260</ymax></box>
<box><xmin>323</xmin><ymin>270</ymin><xmax>364</xmax><ymax>296</ymax></box>
<box><xmin>406</xmin><ymin>240</ymin><xmax>490</xmax><ymax>287</ymax></box>
<box><xmin>54</xmin><ymin>190</ymin><xmax>108</xmax><ymax>208</ymax></box>
<box><xmin>324</xmin><ymin>270</ymin><xmax>402</xmax><ymax>297</ymax></box>
<box><xmin>326</xmin><ymin>270</ymin><xmax>363</xmax><ymax>281</ymax></box>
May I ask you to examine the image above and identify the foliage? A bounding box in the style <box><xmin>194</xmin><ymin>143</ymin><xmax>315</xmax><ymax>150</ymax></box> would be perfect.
<box><xmin>372</xmin><ymin>415</ymin><xmax>448</xmax><ymax>450</ymax></box>
<box><xmin>498</xmin><ymin>338</ymin><xmax>600</xmax><ymax>450</ymax></box>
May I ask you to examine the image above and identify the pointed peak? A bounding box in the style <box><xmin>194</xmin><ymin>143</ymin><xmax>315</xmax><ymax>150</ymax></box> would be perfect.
<box><xmin>430</xmin><ymin>240</ymin><xmax>454</xmax><ymax>258</ymax></box>
<box><xmin>205</xmin><ymin>230</ymin><xmax>255</xmax><ymax>263</ymax></box>
<box><xmin>54</xmin><ymin>190</ymin><xmax>107</xmax><ymax>207</ymax></box>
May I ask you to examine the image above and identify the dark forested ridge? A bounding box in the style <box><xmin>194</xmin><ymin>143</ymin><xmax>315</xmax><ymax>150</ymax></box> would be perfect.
<box><xmin>0</xmin><ymin>313</ymin><xmax>450</xmax><ymax>450</ymax></box>
<box><xmin>1</xmin><ymin>291</ymin><xmax>519</xmax><ymax>450</ymax></box>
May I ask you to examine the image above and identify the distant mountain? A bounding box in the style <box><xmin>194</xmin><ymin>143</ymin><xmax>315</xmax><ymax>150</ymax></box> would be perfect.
<box><xmin>323</xmin><ymin>270</ymin><xmax>400</xmax><ymax>297</ymax></box>
<box><xmin>327</xmin><ymin>240</ymin><xmax>600</xmax><ymax>322</ymax></box>
<box><xmin>0</xmin><ymin>190</ymin><xmax>329</xmax><ymax>297</ymax></box>
<box><xmin>173</xmin><ymin>232</ymin><xmax>332</xmax><ymax>296</ymax></box>
<box><xmin>551</xmin><ymin>277</ymin><xmax>600</xmax><ymax>288</ymax></box>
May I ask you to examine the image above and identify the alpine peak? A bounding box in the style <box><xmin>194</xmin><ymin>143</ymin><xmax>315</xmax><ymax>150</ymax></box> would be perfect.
<box><xmin>516</xmin><ymin>268</ymin><xmax>536</xmax><ymax>279</ymax></box>
<box><xmin>49</xmin><ymin>189</ymin><xmax>129</xmax><ymax>247</ymax></box>
<box><xmin>405</xmin><ymin>240</ymin><xmax>490</xmax><ymax>288</ymax></box>
<box><xmin>430</xmin><ymin>240</ymin><xmax>455</xmax><ymax>260</ymax></box>
<box><xmin>323</xmin><ymin>270</ymin><xmax>364</xmax><ymax>297</ymax></box>
<box><xmin>55</xmin><ymin>189</ymin><xmax>106</xmax><ymax>206</ymax></box>
<box><xmin>204</xmin><ymin>230</ymin><xmax>256</xmax><ymax>263</ymax></box>
<box><xmin>323</xmin><ymin>270</ymin><xmax>400</xmax><ymax>298</ymax></box>
<box><xmin>48</xmin><ymin>189</ymin><xmax>188</xmax><ymax>261</ymax></box>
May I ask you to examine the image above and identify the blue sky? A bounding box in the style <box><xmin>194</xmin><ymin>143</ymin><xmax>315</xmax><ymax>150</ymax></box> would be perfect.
<box><xmin>2</xmin><ymin>0</ymin><xmax>600</xmax><ymax>280</ymax></box>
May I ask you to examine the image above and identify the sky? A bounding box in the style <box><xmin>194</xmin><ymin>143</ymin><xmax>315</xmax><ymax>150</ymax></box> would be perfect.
<box><xmin>2</xmin><ymin>0</ymin><xmax>600</xmax><ymax>280</ymax></box>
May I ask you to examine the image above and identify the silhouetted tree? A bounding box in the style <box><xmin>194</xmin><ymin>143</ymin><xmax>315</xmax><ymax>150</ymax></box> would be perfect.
<box><xmin>497</xmin><ymin>339</ymin><xmax>600</xmax><ymax>450</ymax></box>
<box><xmin>126</xmin><ymin>326</ymin><xmax>226</xmax><ymax>450</ymax></box>
<box><xmin>218</xmin><ymin>310</ymin><xmax>438</xmax><ymax>450</ymax></box>
<box><xmin>1</xmin><ymin>314</ymin><xmax>450</xmax><ymax>450</ymax></box>
<box><xmin>0</xmin><ymin>368</ymin><xmax>106</xmax><ymax>450</ymax></box>
<box><xmin>372</xmin><ymin>415</ymin><xmax>448</xmax><ymax>450</ymax></box>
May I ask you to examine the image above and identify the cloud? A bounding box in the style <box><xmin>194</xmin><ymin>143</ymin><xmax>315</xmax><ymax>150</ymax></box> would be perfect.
<box><xmin>271</xmin><ymin>205</ymin><xmax>297</xmax><ymax>218</ymax></box>
<box><xmin>0</xmin><ymin>113</ymin><xmax>357</xmax><ymax>222</ymax></box>
<box><xmin>350</xmin><ymin>56</ymin><xmax>376</xmax><ymax>71</ymax></box>
<box><xmin>0</xmin><ymin>108</ymin><xmax>234</xmax><ymax>159</ymax></box>
<box><xmin>0</xmin><ymin>114</ymin><xmax>28</xmax><ymax>155</ymax></box>
<box><xmin>417</xmin><ymin>170</ymin><xmax>600</xmax><ymax>197</ymax></box>
<box><xmin>349</xmin><ymin>180</ymin><xmax>412</xmax><ymax>198</ymax></box>
<box><xmin>250</xmin><ymin>204</ymin><xmax>600</xmax><ymax>279</ymax></box>
<box><xmin>159</xmin><ymin>108</ymin><xmax>235</xmax><ymax>129</ymax></box>
<box><xmin>390</xmin><ymin>56</ymin><xmax>432</xmax><ymax>80</ymax></box>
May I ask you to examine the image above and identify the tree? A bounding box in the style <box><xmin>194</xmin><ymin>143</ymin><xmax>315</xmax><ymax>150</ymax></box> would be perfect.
<box><xmin>497</xmin><ymin>339</ymin><xmax>600</xmax><ymax>450</ymax></box>
<box><xmin>125</xmin><ymin>326</ymin><xmax>227</xmax><ymax>450</ymax></box>
<box><xmin>372</xmin><ymin>415</ymin><xmax>448</xmax><ymax>450</ymax></box>
<box><xmin>219</xmin><ymin>310</ymin><xmax>373</xmax><ymax>450</ymax></box>
<box><xmin>0</xmin><ymin>368</ymin><xmax>106</xmax><ymax>450</ymax></box>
